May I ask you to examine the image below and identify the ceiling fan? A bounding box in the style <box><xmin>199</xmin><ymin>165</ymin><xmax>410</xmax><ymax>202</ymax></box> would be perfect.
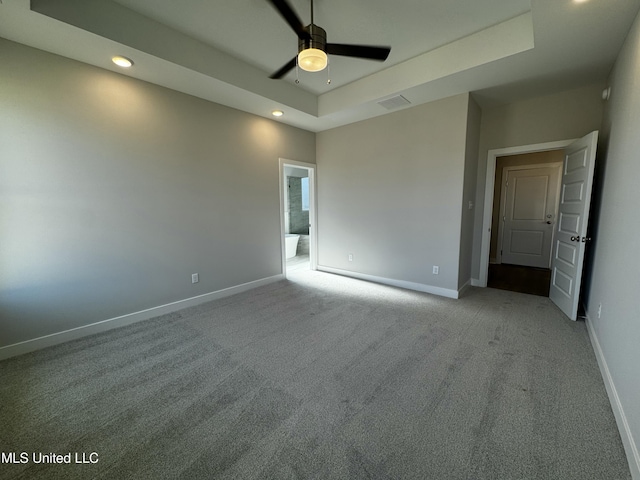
<box><xmin>267</xmin><ymin>0</ymin><xmax>391</xmax><ymax>79</ymax></box>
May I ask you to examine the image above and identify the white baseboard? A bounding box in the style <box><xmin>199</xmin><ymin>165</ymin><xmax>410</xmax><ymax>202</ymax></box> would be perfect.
<box><xmin>471</xmin><ymin>278</ymin><xmax>482</xmax><ymax>287</ymax></box>
<box><xmin>0</xmin><ymin>274</ymin><xmax>284</xmax><ymax>361</ymax></box>
<box><xmin>317</xmin><ymin>266</ymin><xmax>460</xmax><ymax>299</ymax></box>
<box><xmin>586</xmin><ymin>314</ymin><xmax>640</xmax><ymax>479</ymax></box>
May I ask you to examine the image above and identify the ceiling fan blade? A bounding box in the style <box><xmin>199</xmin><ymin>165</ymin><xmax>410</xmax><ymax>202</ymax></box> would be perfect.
<box><xmin>270</xmin><ymin>57</ymin><xmax>297</xmax><ymax>79</ymax></box>
<box><xmin>266</xmin><ymin>0</ymin><xmax>311</xmax><ymax>41</ymax></box>
<box><xmin>326</xmin><ymin>44</ymin><xmax>391</xmax><ymax>61</ymax></box>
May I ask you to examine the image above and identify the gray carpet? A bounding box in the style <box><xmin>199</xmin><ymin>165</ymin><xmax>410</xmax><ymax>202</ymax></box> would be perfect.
<box><xmin>0</xmin><ymin>270</ymin><xmax>631</xmax><ymax>479</ymax></box>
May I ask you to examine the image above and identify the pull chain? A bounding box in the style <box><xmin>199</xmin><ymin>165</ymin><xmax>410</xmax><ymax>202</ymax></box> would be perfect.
<box><xmin>326</xmin><ymin>57</ymin><xmax>331</xmax><ymax>84</ymax></box>
<box><xmin>295</xmin><ymin>56</ymin><xmax>300</xmax><ymax>84</ymax></box>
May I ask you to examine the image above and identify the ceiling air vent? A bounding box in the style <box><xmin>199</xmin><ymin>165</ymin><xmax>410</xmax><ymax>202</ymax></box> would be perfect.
<box><xmin>377</xmin><ymin>95</ymin><xmax>411</xmax><ymax>111</ymax></box>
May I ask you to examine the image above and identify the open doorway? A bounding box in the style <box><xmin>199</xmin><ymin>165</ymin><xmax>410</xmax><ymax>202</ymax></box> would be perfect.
<box><xmin>279</xmin><ymin>159</ymin><xmax>317</xmax><ymax>276</ymax></box>
<box><xmin>478</xmin><ymin>139</ymin><xmax>575</xmax><ymax>289</ymax></box>
<box><xmin>479</xmin><ymin>134</ymin><xmax>598</xmax><ymax>320</ymax></box>
<box><xmin>488</xmin><ymin>151</ymin><xmax>563</xmax><ymax>296</ymax></box>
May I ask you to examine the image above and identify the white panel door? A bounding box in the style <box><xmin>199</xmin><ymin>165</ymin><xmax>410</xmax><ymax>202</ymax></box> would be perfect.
<box><xmin>549</xmin><ymin>131</ymin><xmax>598</xmax><ymax>320</ymax></box>
<box><xmin>501</xmin><ymin>166</ymin><xmax>561</xmax><ymax>268</ymax></box>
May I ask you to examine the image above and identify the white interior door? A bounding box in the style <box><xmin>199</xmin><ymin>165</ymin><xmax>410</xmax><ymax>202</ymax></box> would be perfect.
<box><xmin>549</xmin><ymin>131</ymin><xmax>598</xmax><ymax>320</ymax></box>
<box><xmin>500</xmin><ymin>165</ymin><xmax>561</xmax><ymax>268</ymax></box>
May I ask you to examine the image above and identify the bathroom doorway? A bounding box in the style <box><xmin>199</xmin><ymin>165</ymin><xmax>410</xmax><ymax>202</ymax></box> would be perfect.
<box><xmin>279</xmin><ymin>159</ymin><xmax>317</xmax><ymax>276</ymax></box>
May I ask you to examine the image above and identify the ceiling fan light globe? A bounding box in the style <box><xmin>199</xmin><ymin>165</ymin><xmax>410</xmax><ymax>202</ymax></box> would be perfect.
<box><xmin>298</xmin><ymin>48</ymin><xmax>327</xmax><ymax>72</ymax></box>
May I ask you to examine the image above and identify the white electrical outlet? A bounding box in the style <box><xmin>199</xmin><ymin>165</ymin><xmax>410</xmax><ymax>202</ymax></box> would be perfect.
<box><xmin>432</xmin><ymin>266</ymin><xmax>439</xmax><ymax>274</ymax></box>
<box><xmin>348</xmin><ymin>254</ymin><xmax>353</xmax><ymax>262</ymax></box>
<box><xmin>192</xmin><ymin>273</ymin><xmax>199</xmax><ymax>284</ymax></box>
<box><xmin>597</xmin><ymin>303</ymin><xmax>602</xmax><ymax>319</ymax></box>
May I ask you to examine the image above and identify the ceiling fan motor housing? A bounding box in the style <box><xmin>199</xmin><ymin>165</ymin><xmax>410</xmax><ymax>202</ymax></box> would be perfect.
<box><xmin>266</xmin><ymin>0</ymin><xmax>390</xmax><ymax>79</ymax></box>
<box><xmin>299</xmin><ymin>24</ymin><xmax>327</xmax><ymax>53</ymax></box>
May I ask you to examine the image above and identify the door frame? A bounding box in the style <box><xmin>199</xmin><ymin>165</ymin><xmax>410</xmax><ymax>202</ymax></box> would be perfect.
<box><xmin>478</xmin><ymin>140</ymin><xmax>576</xmax><ymax>287</ymax></box>
<box><xmin>495</xmin><ymin>162</ymin><xmax>563</xmax><ymax>265</ymax></box>
<box><xmin>279</xmin><ymin>158</ymin><xmax>317</xmax><ymax>277</ymax></box>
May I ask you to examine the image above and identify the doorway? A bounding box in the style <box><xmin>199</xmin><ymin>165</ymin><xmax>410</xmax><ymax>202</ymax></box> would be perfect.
<box><xmin>279</xmin><ymin>159</ymin><xmax>317</xmax><ymax>277</ymax></box>
<box><xmin>479</xmin><ymin>139</ymin><xmax>575</xmax><ymax>288</ymax></box>
<box><xmin>488</xmin><ymin>151</ymin><xmax>563</xmax><ymax>296</ymax></box>
<box><xmin>479</xmin><ymin>133</ymin><xmax>598</xmax><ymax>320</ymax></box>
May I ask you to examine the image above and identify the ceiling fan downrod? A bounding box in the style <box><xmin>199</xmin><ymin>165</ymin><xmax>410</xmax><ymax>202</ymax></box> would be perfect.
<box><xmin>299</xmin><ymin>0</ymin><xmax>326</xmax><ymax>55</ymax></box>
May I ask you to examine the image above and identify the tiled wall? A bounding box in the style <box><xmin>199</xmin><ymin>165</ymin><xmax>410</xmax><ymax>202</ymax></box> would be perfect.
<box><xmin>288</xmin><ymin>177</ymin><xmax>309</xmax><ymax>234</ymax></box>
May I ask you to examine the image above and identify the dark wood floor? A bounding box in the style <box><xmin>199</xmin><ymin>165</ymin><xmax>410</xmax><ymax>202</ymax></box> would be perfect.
<box><xmin>488</xmin><ymin>263</ymin><xmax>551</xmax><ymax>297</ymax></box>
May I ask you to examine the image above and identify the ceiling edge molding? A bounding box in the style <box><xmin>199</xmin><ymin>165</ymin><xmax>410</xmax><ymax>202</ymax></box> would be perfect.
<box><xmin>318</xmin><ymin>12</ymin><xmax>534</xmax><ymax>117</ymax></box>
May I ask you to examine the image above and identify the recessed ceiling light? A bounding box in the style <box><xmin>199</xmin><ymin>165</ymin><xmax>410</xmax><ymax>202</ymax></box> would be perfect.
<box><xmin>272</xmin><ymin>110</ymin><xmax>284</xmax><ymax>117</ymax></box>
<box><xmin>573</xmin><ymin>0</ymin><xmax>589</xmax><ymax>3</ymax></box>
<box><xmin>112</xmin><ymin>56</ymin><xmax>133</xmax><ymax>68</ymax></box>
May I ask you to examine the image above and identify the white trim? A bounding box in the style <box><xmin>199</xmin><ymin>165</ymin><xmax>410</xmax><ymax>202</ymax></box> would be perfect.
<box><xmin>317</xmin><ymin>265</ymin><xmax>460</xmax><ymax>299</ymax></box>
<box><xmin>479</xmin><ymin>140</ymin><xmax>576</xmax><ymax>287</ymax></box>
<box><xmin>0</xmin><ymin>274</ymin><xmax>283</xmax><ymax>361</ymax></box>
<box><xmin>586</xmin><ymin>315</ymin><xmax>640</xmax><ymax>479</ymax></box>
<box><xmin>471</xmin><ymin>278</ymin><xmax>482</xmax><ymax>287</ymax></box>
<box><xmin>279</xmin><ymin>158</ymin><xmax>317</xmax><ymax>277</ymax></box>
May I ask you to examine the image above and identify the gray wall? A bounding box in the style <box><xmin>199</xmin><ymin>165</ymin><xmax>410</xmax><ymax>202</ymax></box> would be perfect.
<box><xmin>584</xmin><ymin>8</ymin><xmax>640</xmax><ymax>473</ymax></box>
<box><xmin>471</xmin><ymin>83</ymin><xmax>606</xmax><ymax>280</ymax></box>
<box><xmin>0</xmin><ymin>39</ymin><xmax>315</xmax><ymax>348</ymax></box>
<box><xmin>316</xmin><ymin>94</ymin><xmax>471</xmax><ymax>292</ymax></box>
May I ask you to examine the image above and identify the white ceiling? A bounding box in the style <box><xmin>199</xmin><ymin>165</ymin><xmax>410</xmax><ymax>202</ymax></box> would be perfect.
<box><xmin>110</xmin><ymin>0</ymin><xmax>532</xmax><ymax>94</ymax></box>
<box><xmin>1</xmin><ymin>0</ymin><xmax>639</xmax><ymax>132</ymax></box>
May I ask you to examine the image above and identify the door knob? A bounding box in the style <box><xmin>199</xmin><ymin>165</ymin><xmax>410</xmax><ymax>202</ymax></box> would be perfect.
<box><xmin>546</xmin><ymin>221</ymin><xmax>552</xmax><ymax>224</ymax></box>
<box><xmin>571</xmin><ymin>236</ymin><xmax>580</xmax><ymax>242</ymax></box>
